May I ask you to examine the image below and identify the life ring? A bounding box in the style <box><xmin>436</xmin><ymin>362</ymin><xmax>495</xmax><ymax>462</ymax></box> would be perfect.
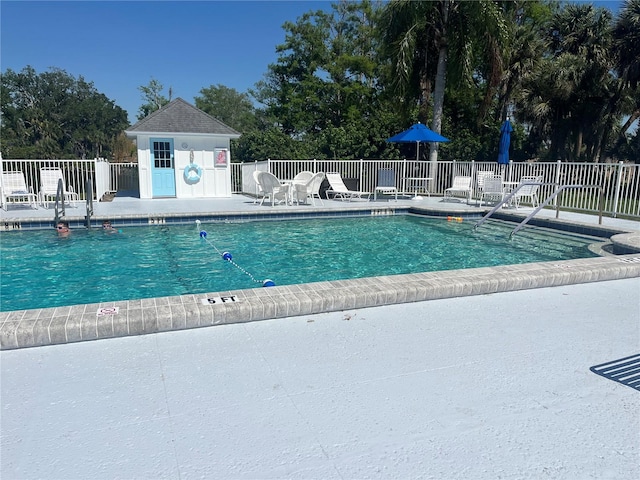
<box><xmin>184</xmin><ymin>163</ymin><xmax>202</xmax><ymax>184</ymax></box>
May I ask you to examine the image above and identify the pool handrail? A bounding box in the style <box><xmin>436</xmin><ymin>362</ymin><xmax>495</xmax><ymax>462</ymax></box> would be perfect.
<box><xmin>510</xmin><ymin>184</ymin><xmax>603</xmax><ymax>237</ymax></box>
<box><xmin>474</xmin><ymin>183</ymin><xmax>604</xmax><ymax>235</ymax></box>
<box><xmin>474</xmin><ymin>182</ymin><xmax>548</xmax><ymax>230</ymax></box>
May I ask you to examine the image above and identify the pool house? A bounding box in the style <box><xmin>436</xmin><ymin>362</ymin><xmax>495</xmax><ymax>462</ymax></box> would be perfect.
<box><xmin>124</xmin><ymin>98</ymin><xmax>241</xmax><ymax>200</ymax></box>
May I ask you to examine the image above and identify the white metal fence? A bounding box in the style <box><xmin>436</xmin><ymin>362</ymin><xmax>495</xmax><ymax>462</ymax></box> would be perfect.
<box><xmin>236</xmin><ymin>159</ymin><xmax>640</xmax><ymax>219</ymax></box>
<box><xmin>0</xmin><ymin>159</ymin><xmax>139</xmax><ymax>203</ymax></box>
<box><xmin>107</xmin><ymin>162</ymin><xmax>139</xmax><ymax>193</ymax></box>
<box><xmin>3</xmin><ymin>158</ymin><xmax>638</xmax><ymax>218</ymax></box>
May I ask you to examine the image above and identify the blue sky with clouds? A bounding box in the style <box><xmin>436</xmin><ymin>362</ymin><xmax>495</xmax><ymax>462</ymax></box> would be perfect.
<box><xmin>1</xmin><ymin>1</ymin><xmax>623</xmax><ymax>124</ymax></box>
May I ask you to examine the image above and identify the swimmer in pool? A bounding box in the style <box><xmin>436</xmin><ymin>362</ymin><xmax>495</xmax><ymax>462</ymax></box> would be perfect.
<box><xmin>102</xmin><ymin>220</ymin><xmax>118</xmax><ymax>233</ymax></box>
<box><xmin>56</xmin><ymin>221</ymin><xmax>70</xmax><ymax>237</ymax></box>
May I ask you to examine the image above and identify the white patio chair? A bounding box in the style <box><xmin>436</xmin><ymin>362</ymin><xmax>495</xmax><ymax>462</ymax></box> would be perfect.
<box><xmin>252</xmin><ymin>170</ymin><xmax>265</xmax><ymax>204</ymax></box>
<box><xmin>1</xmin><ymin>171</ymin><xmax>38</xmax><ymax>210</ymax></box>
<box><xmin>256</xmin><ymin>171</ymin><xmax>290</xmax><ymax>206</ymax></box>
<box><xmin>290</xmin><ymin>171</ymin><xmax>314</xmax><ymax>205</ymax></box>
<box><xmin>374</xmin><ymin>168</ymin><xmax>398</xmax><ymax>201</ymax></box>
<box><xmin>513</xmin><ymin>175</ymin><xmax>543</xmax><ymax>209</ymax></box>
<box><xmin>444</xmin><ymin>176</ymin><xmax>472</xmax><ymax>203</ymax></box>
<box><xmin>293</xmin><ymin>172</ymin><xmax>325</xmax><ymax>206</ymax></box>
<box><xmin>475</xmin><ymin>170</ymin><xmax>494</xmax><ymax>202</ymax></box>
<box><xmin>292</xmin><ymin>171</ymin><xmax>313</xmax><ymax>184</ymax></box>
<box><xmin>39</xmin><ymin>167</ymin><xmax>79</xmax><ymax>208</ymax></box>
<box><xmin>325</xmin><ymin>172</ymin><xmax>371</xmax><ymax>201</ymax></box>
<box><xmin>478</xmin><ymin>174</ymin><xmax>506</xmax><ymax>207</ymax></box>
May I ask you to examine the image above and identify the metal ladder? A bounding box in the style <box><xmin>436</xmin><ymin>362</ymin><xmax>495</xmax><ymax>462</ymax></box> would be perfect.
<box><xmin>53</xmin><ymin>177</ymin><xmax>95</xmax><ymax>229</ymax></box>
<box><xmin>85</xmin><ymin>177</ymin><xmax>94</xmax><ymax>228</ymax></box>
<box><xmin>474</xmin><ymin>183</ymin><xmax>603</xmax><ymax>237</ymax></box>
<box><xmin>53</xmin><ymin>178</ymin><xmax>66</xmax><ymax>227</ymax></box>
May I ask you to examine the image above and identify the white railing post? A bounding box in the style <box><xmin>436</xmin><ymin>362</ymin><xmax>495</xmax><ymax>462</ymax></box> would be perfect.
<box><xmin>470</xmin><ymin>160</ymin><xmax>477</xmax><ymax>199</ymax></box>
<box><xmin>402</xmin><ymin>158</ymin><xmax>407</xmax><ymax>194</ymax></box>
<box><xmin>611</xmin><ymin>161</ymin><xmax>625</xmax><ymax>218</ymax></box>
<box><xmin>553</xmin><ymin>160</ymin><xmax>563</xmax><ymax>207</ymax></box>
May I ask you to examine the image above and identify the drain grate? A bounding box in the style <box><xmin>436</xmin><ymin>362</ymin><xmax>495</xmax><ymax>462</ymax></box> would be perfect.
<box><xmin>590</xmin><ymin>354</ymin><xmax>640</xmax><ymax>391</ymax></box>
<box><xmin>617</xmin><ymin>257</ymin><xmax>640</xmax><ymax>263</ymax></box>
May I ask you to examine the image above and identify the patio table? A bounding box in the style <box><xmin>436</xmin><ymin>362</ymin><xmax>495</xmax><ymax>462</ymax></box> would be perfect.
<box><xmin>404</xmin><ymin>177</ymin><xmax>433</xmax><ymax>199</ymax></box>
<box><xmin>282</xmin><ymin>179</ymin><xmax>308</xmax><ymax>205</ymax></box>
<box><xmin>501</xmin><ymin>181</ymin><xmax>519</xmax><ymax>207</ymax></box>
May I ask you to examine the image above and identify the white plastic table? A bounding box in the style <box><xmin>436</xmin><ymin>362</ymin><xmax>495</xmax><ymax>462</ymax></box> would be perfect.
<box><xmin>404</xmin><ymin>177</ymin><xmax>433</xmax><ymax>199</ymax></box>
<box><xmin>501</xmin><ymin>181</ymin><xmax>519</xmax><ymax>207</ymax></box>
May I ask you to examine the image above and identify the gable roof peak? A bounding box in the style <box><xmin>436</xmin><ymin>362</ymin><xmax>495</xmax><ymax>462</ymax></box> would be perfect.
<box><xmin>126</xmin><ymin>97</ymin><xmax>241</xmax><ymax>136</ymax></box>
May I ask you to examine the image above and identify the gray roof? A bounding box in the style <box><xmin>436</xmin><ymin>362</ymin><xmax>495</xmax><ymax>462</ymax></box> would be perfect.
<box><xmin>126</xmin><ymin>98</ymin><xmax>241</xmax><ymax>137</ymax></box>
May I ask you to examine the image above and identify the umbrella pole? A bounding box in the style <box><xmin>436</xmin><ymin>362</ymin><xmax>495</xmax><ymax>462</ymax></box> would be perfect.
<box><xmin>416</xmin><ymin>141</ymin><xmax>420</xmax><ymax>161</ymax></box>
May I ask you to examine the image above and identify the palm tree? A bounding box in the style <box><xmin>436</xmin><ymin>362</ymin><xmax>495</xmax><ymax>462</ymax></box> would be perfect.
<box><xmin>516</xmin><ymin>3</ymin><xmax>617</xmax><ymax>162</ymax></box>
<box><xmin>495</xmin><ymin>1</ymin><xmax>552</xmax><ymax>124</ymax></box>
<box><xmin>613</xmin><ymin>0</ymin><xmax>640</xmax><ymax>139</ymax></box>
<box><xmin>379</xmin><ymin>0</ymin><xmax>507</xmax><ymax>171</ymax></box>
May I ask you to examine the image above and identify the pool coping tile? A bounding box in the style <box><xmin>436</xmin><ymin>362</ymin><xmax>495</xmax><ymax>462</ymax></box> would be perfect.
<box><xmin>1</xmin><ymin>253</ymin><xmax>639</xmax><ymax>350</ymax></box>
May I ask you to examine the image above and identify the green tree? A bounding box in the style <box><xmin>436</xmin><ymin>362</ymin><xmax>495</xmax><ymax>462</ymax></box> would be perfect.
<box><xmin>516</xmin><ymin>3</ymin><xmax>618</xmax><ymax>161</ymax></box>
<box><xmin>250</xmin><ymin>0</ymin><xmax>401</xmax><ymax>160</ymax></box>
<box><xmin>613</xmin><ymin>0</ymin><xmax>640</xmax><ymax>91</ymax></box>
<box><xmin>233</xmin><ymin>126</ymin><xmax>318</xmax><ymax>161</ymax></box>
<box><xmin>137</xmin><ymin>78</ymin><xmax>171</xmax><ymax>120</ymax></box>
<box><xmin>111</xmin><ymin>132</ymin><xmax>137</xmax><ymax>163</ymax></box>
<box><xmin>378</xmin><ymin>0</ymin><xmax>508</xmax><ymax>168</ymax></box>
<box><xmin>1</xmin><ymin>66</ymin><xmax>128</xmax><ymax>159</ymax></box>
<box><xmin>194</xmin><ymin>84</ymin><xmax>256</xmax><ymax>133</ymax></box>
<box><xmin>495</xmin><ymin>1</ymin><xmax>553</xmax><ymax>124</ymax></box>
<box><xmin>611</xmin><ymin>0</ymin><xmax>640</xmax><ymax>161</ymax></box>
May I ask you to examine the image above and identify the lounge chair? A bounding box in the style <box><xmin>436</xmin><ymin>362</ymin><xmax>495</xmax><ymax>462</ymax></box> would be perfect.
<box><xmin>39</xmin><ymin>167</ymin><xmax>79</xmax><ymax>208</ymax></box>
<box><xmin>325</xmin><ymin>172</ymin><xmax>371</xmax><ymax>201</ymax></box>
<box><xmin>256</xmin><ymin>171</ymin><xmax>290</xmax><ymax>206</ymax></box>
<box><xmin>512</xmin><ymin>175</ymin><xmax>542</xmax><ymax>209</ymax></box>
<box><xmin>478</xmin><ymin>174</ymin><xmax>506</xmax><ymax>207</ymax></box>
<box><xmin>374</xmin><ymin>168</ymin><xmax>398</xmax><ymax>201</ymax></box>
<box><xmin>444</xmin><ymin>176</ymin><xmax>472</xmax><ymax>203</ymax></box>
<box><xmin>1</xmin><ymin>171</ymin><xmax>38</xmax><ymax>210</ymax></box>
<box><xmin>293</xmin><ymin>172</ymin><xmax>325</xmax><ymax>206</ymax></box>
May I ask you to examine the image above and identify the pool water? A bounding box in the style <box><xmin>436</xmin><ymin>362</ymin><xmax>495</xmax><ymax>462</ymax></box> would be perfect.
<box><xmin>0</xmin><ymin>216</ymin><xmax>600</xmax><ymax>312</ymax></box>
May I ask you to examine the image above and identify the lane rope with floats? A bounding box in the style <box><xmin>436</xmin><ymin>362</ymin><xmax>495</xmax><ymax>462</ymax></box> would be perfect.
<box><xmin>196</xmin><ymin>220</ymin><xmax>275</xmax><ymax>287</ymax></box>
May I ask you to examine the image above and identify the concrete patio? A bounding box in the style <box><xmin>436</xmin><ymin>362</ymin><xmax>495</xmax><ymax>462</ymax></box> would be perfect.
<box><xmin>1</xmin><ymin>277</ymin><xmax>638</xmax><ymax>479</ymax></box>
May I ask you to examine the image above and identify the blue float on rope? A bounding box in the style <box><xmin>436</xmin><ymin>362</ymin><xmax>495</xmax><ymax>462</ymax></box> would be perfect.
<box><xmin>197</xmin><ymin>226</ymin><xmax>275</xmax><ymax>287</ymax></box>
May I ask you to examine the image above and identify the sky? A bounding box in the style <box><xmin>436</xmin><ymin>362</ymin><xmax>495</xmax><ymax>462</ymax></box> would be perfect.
<box><xmin>1</xmin><ymin>0</ymin><xmax>332</xmax><ymax>123</ymax></box>
<box><xmin>1</xmin><ymin>0</ymin><xmax>624</xmax><ymax>125</ymax></box>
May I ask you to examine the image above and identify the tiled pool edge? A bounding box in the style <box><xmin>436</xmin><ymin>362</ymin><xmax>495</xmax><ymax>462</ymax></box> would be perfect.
<box><xmin>1</xmin><ymin>205</ymin><xmax>414</xmax><ymax>230</ymax></box>
<box><xmin>2</xmin><ymin>254</ymin><xmax>639</xmax><ymax>350</ymax></box>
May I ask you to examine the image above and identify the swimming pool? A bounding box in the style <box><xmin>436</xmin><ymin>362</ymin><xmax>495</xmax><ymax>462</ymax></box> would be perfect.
<box><xmin>0</xmin><ymin>215</ymin><xmax>601</xmax><ymax>312</ymax></box>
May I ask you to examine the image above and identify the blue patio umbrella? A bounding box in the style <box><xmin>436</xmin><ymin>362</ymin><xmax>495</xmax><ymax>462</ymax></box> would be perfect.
<box><xmin>387</xmin><ymin>122</ymin><xmax>450</xmax><ymax>160</ymax></box>
<box><xmin>497</xmin><ymin>119</ymin><xmax>513</xmax><ymax>165</ymax></box>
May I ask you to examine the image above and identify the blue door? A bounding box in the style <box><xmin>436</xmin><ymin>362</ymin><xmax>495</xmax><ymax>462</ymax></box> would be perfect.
<box><xmin>150</xmin><ymin>138</ymin><xmax>176</xmax><ymax>197</ymax></box>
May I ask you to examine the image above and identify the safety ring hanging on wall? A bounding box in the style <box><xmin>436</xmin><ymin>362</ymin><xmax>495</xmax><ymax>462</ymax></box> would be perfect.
<box><xmin>184</xmin><ymin>149</ymin><xmax>202</xmax><ymax>184</ymax></box>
